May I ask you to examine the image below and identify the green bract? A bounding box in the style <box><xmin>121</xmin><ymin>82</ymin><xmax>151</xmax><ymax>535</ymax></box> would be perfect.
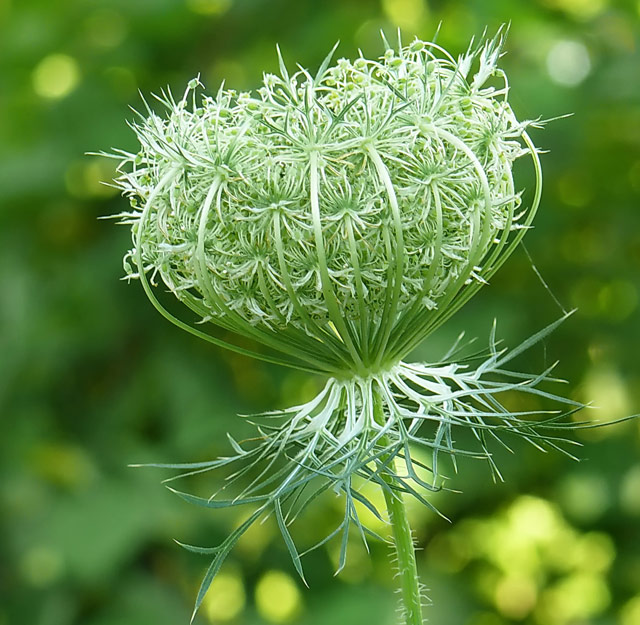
<box><xmin>114</xmin><ymin>32</ymin><xmax>539</xmax><ymax>378</ymax></box>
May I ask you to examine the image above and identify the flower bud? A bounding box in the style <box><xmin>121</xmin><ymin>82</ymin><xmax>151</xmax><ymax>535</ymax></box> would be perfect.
<box><xmin>114</xmin><ymin>31</ymin><xmax>539</xmax><ymax>377</ymax></box>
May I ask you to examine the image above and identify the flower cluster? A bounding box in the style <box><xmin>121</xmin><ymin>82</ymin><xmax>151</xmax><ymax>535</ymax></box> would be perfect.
<box><xmin>113</xmin><ymin>31</ymin><xmax>539</xmax><ymax>377</ymax></box>
<box><xmin>110</xmin><ymin>32</ymin><xmax>592</xmax><ymax>625</ymax></box>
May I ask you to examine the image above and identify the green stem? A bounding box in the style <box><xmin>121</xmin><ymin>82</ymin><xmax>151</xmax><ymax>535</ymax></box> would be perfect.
<box><xmin>373</xmin><ymin>384</ymin><xmax>423</xmax><ymax>625</ymax></box>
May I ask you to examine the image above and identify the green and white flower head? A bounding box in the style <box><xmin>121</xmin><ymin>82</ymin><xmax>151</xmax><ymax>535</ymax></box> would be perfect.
<box><xmin>116</xmin><ymin>29</ymin><xmax>537</xmax><ymax>376</ymax></box>
<box><xmin>111</xmin><ymin>29</ymin><xmax>587</xmax><ymax>624</ymax></box>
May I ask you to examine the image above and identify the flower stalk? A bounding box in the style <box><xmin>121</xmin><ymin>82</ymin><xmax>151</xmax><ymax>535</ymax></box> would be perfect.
<box><xmin>383</xmin><ymin>483</ymin><xmax>423</xmax><ymax>625</ymax></box>
<box><xmin>374</xmin><ymin>383</ymin><xmax>424</xmax><ymax>625</ymax></box>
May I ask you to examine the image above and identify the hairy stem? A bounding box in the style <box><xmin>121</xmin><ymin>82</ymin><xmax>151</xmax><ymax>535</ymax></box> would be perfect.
<box><xmin>373</xmin><ymin>384</ymin><xmax>423</xmax><ymax>625</ymax></box>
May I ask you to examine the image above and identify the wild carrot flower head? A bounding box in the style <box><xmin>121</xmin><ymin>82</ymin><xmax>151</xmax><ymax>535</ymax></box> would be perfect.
<box><xmin>113</xmin><ymin>29</ymin><xmax>540</xmax><ymax>377</ymax></box>
<box><xmin>110</xmin><ymin>31</ymin><xmax>600</xmax><ymax>623</ymax></box>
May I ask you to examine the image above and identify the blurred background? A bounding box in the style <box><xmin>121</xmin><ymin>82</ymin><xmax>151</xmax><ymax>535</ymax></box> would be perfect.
<box><xmin>1</xmin><ymin>1</ymin><xmax>640</xmax><ymax>624</ymax></box>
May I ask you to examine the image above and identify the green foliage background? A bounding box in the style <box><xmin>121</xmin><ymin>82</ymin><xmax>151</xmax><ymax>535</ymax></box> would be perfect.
<box><xmin>1</xmin><ymin>1</ymin><xmax>639</xmax><ymax>624</ymax></box>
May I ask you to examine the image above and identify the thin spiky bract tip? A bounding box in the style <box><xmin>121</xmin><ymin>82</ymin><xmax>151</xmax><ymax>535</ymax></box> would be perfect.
<box><xmin>112</xmin><ymin>28</ymin><xmax>542</xmax><ymax>376</ymax></box>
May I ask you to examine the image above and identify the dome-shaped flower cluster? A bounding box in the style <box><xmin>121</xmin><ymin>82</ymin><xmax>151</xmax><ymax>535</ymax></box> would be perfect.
<box><xmin>114</xmin><ymin>32</ymin><xmax>540</xmax><ymax>377</ymax></box>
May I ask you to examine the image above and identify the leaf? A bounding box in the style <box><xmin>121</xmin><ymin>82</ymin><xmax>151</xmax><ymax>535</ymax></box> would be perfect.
<box><xmin>315</xmin><ymin>41</ymin><xmax>340</xmax><ymax>85</ymax></box>
<box><xmin>336</xmin><ymin>504</ymin><xmax>350</xmax><ymax>574</ymax></box>
<box><xmin>276</xmin><ymin>44</ymin><xmax>289</xmax><ymax>81</ymax></box>
<box><xmin>348</xmin><ymin>488</ymin><xmax>385</xmax><ymax>523</ymax></box>
<box><xmin>190</xmin><ymin>544</ymin><xmax>231</xmax><ymax>623</ymax></box>
<box><xmin>493</xmin><ymin>310</ymin><xmax>575</xmax><ymax>369</ymax></box>
<box><xmin>128</xmin><ymin>459</ymin><xmax>225</xmax><ymax>470</ymax></box>
<box><xmin>226</xmin><ymin>433</ymin><xmax>246</xmax><ymax>455</ymax></box>
<box><xmin>190</xmin><ymin>509</ymin><xmax>263</xmax><ymax>623</ymax></box>
<box><xmin>174</xmin><ymin>539</ymin><xmax>221</xmax><ymax>555</ymax></box>
<box><xmin>166</xmin><ymin>486</ymin><xmax>268</xmax><ymax>508</ymax></box>
<box><xmin>275</xmin><ymin>499</ymin><xmax>307</xmax><ymax>585</ymax></box>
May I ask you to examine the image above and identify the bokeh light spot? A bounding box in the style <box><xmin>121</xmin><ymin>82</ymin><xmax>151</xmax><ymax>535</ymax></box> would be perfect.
<box><xmin>186</xmin><ymin>0</ymin><xmax>232</xmax><ymax>16</ymax></box>
<box><xmin>65</xmin><ymin>157</ymin><xmax>118</xmax><ymax>200</ymax></box>
<box><xmin>542</xmin><ymin>573</ymin><xmax>610</xmax><ymax>621</ymax></box>
<box><xmin>557</xmin><ymin>473</ymin><xmax>610</xmax><ymax>522</ymax></box>
<box><xmin>581</xmin><ymin>365</ymin><xmax>631</xmax><ymax>427</ymax></box>
<box><xmin>597</xmin><ymin>280</ymin><xmax>638</xmax><ymax>322</ymax></box>
<box><xmin>494</xmin><ymin>575</ymin><xmax>537</xmax><ymax>619</ymax></box>
<box><xmin>574</xmin><ymin>533</ymin><xmax>615</xmax><ymax>573</ymax></box>
<box><xmin>20</xmin><ymin>546</ymin><xmax>64</xmax><ymax>587</ymax></box>
<box><xmin>381</xmin><ymin>0</ymin><xmax>427</xmax><ymax>31</ymax></box>
<box><xmin>542</xmin><ymin>0</ymin><xmax>608</xmax><ymax>20</ymax></box>
<box><xmin>620</xmin><ymin>465</ymin><xmax>640</xmax><ymax>516</ymax></box>
<box><xmin>236</xmin><ymin>512</ymin><xmax>274</xmax><ymax>559</ymax></box>
<box><xmin>255</xmin><ymin>570</ymin><xmax>302</xmax><ymax>623</ymax></box>
<box><xmin>508</xmin><ymin>496</ymin><xmax>560</xmax><ymax>542</ymax></box>
<box><xmin>84</xmin><ymin>9</ymin><xmax>127</xmax><ymax>49</ymax></box>
<box><xmin>569</xmin><ymin>277</ymin><xmax>636</xmax><ymax>319</ymax></box>
<box><xmin>457</xmin><ymin>496</ymin><xmax>621</xmax><ymax>625</ymax></box>
<box><xmin>31</xmin><ymin>443</ymin><xmax>97</xmax><ymax>490</ymax></box>
<box><xmin>546</xmin><ymin>40</ymin><xmax>591</xmax><ymax>87</ymax></box>
<box><xmin>32</xmin><ymin>53</ymin><xmax>80</xmax><ymax>99</ymax></box>
<box><xmin>621</xmin><ymin>594</ymin><xmax>640</xmax><ymax>625</ymax></box>
<box><xmin>203</xmin><ymin>571</ymin><xmax>245</xmax><ymax>622</ymax></box>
